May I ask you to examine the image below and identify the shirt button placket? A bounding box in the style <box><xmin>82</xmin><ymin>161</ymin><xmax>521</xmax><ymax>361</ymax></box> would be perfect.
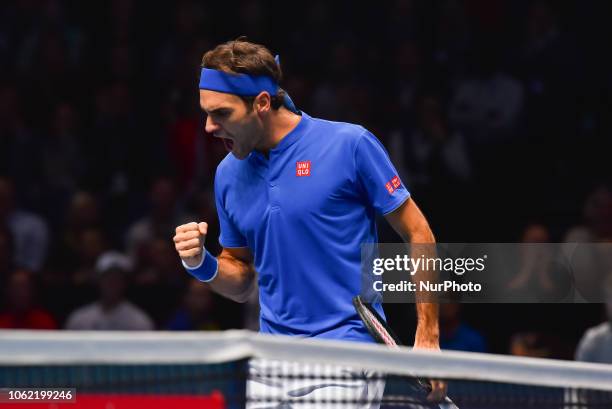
<box><xmin>269</xmin><ymin>180</ymin><xmax>280</xmax><ymax>211</ymax></box>
<box><xmin>268</xmin><ymin>155</ymin><xmax>280</xmax><ymax>211</ymax></box>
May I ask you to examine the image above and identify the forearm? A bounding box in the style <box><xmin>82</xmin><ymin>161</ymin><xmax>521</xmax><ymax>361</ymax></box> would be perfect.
<box><xmin>415</xmin><ymin>302</ymin><xmax>439</xmax><ymax>344</ymax></box>
<box><xmin>384</xmin><ymin>199</ymin><xmax>440</xmax><ymax>347</ymax></box>
<box><xmin>410</xmin><ymin>228</ymin><xmax>440</xmax><ymax>346</ymax></box>
<box><xmin>209</xmin><ymin>252</ymin><xmax>256</xmax><ymax>303</ymax></box>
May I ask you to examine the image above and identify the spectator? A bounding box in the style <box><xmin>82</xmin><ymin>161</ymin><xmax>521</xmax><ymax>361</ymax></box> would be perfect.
<box><xmin>41</xmin><ymin>103</ymin><xmax>87</xmax><ymax>200</ymax></box>
<box><xmin>509</xmin><ymin>331</ymin><xmax>553</xmax><ymax>358</ymax></box>
<box><xmin>71</xmin><ymin>227</ymin><xmax>108</xmax><ymax>286</ymax></box>
<box><xmin>44</xmin><ymin>201</ymin><xmax>105</xmax><ymax>323</ymax></box>
<box><xmin>575</xmin><ymin>275</ymin><xmax>612</xmax><ymax>364</ymax></box>
<box><xmin>125</xmin><ymin>176</ymin><xmax>189</xmax><ymax>264</ymax></box>
<box><xmin>49</xmin><ymin>191</ymin><xmax>102</xmax><ymax>273</ymax></box>
<box><xmin>135</xmin><ymin>236</ymin><xmax>185</xmax><ymax>286</ymax></box>
<box><xmin>65</xmin><ymin>251</ymin><xmax>154</xmax><ymax>330</ymax></box>
<box><xmin>389</xmin><ymin>94</ymin><xmax>472</xmax><ymax>239</ymax></box>
<box><xmin>65</xmin><ymin>191</ymin><xmax>102</xmax><ymax>244</ymax></box>
<box><xmin>0</xmin><ymin>177</ymin><xmax>49</xmax><ymax>272</ymax></box>
<box><xmin>450</xmin><ymin>40</ymin><xmax>524</xmax><ymax>143</ymax></box>
<box><xmin>564</xmin><ymin>186</ymin><xmax>612</xmax><ymax>243</ymax></box>
<box><xmin>439</xmin><ymin>304</ymin><xmax>486</xmax><ymax>353</ymax></box>
<box><xmin>403</xmin><ymin>95</ymin><xmax>472</xmax><ymax>188</ymax></box>
<box><xmin>131</xmin><ymin>236</ymin><xmax>187</xmax><ymax>326</ymax></box>
<box><xmin>167</xmin><ymin>279</ymin><xmax>220</xmax><ymax>331</ymax></box>
<box><xmin>0</xmin><ymin>270</ymin><xmax>57</xmax><ymax>329</ymax></box>
<box><xmin>86</xmin><ymin>82</ymin><xmax>142</xmax><ymax>193</ymax></box>
<box><xmin>564</xmin><ymin>187</ymin><xmax>612</xmax><ymax>301</ymax></box>
<box><xmin>508</xmin><ymin>223</ymin><xmax>554</xmax><ymax>295</ymax></box>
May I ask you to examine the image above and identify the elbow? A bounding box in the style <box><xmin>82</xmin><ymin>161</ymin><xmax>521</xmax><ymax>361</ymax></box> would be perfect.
<box><xmin>229</xmin><ymin>287</ymin><xmax>254</xmax><ymax>303</ymax></box>
<box><xmin>228</xmin><ymin>277</ymin><xmax>256</xmax><ymax>303</ymax></box>
<box><xmin>231</xmin><ymin>293</ymin><xmax>252</xmax><ymax>304</ymax></box>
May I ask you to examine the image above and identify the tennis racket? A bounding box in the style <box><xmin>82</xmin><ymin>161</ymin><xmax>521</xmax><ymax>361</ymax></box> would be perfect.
<box><xmin>353</xmin><ymin>295</ymin><xmax>459</xmax><ymax>409</ymax></box>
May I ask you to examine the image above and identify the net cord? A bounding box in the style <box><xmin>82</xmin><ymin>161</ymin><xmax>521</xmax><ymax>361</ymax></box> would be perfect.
<box><xmin>1</xmin><ymin>330</ymin><xmax>611</xmax><ymax>392</ymax></box>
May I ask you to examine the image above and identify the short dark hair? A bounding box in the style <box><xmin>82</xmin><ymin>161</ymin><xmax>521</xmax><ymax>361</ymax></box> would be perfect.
<box><xmin>201</xmin><ymin>37</ymin><xmax>286</xmax><ymax>110</ymax></box>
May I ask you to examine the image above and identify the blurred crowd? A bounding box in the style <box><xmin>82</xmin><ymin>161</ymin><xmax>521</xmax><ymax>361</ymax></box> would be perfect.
<box><xmin>1</xmin><ymin>0</ymin><xmax>611</xmax><ymax>360</ymax></box>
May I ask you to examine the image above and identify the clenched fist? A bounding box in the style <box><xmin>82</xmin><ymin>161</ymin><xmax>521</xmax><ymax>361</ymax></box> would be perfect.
<box><xmin>173</xmin><ymin>222</ymin><xmax>208</xmax><ymax>267</ymax></box>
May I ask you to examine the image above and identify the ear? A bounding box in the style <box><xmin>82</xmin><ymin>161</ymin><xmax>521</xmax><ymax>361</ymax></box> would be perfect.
<box><xmin>254</xmin><ymin>91</ymin><xmax>271</xmax><ymax>114</ymax></box>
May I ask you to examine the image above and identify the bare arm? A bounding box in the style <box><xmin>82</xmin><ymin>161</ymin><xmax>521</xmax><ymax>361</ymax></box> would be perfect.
<box><xmin>385</xmin><ymin>198</ymin><xmax>445</xmax><ymax>401</ymax></box>
<box><xmin>384</xmin><ymin>198</ymin><xmax>439</xmax><ymax>348</ymax></box>
<box><xmin>173</xmin><ymin>222</ymin><xmax>256</xmax><ymax>303</ymax></box>
<box><xmin>212</xmin><ymin>247</ymin><xmax>256</xmax><ymax>303</ymax></box>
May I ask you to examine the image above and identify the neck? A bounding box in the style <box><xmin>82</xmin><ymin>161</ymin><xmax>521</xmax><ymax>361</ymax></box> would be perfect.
<box><xmin>258</xmin><ymin>108</ymin><xmax>301</xmax><ymax>155</ymax></box>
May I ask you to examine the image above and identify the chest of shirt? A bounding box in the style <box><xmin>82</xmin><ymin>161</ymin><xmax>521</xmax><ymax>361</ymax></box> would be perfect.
<box><xmin>221</xmin><ymin>141</ymin><xmax>363</xmax><ymax>241</ymax></box>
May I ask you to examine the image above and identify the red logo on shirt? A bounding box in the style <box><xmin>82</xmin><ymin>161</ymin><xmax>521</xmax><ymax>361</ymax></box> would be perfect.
<box><xmin>296</xmin><ymin>161</ymin><xmax>311</xmax><ymax>177</ymax></box>
<box><xmin>385</xmin><ymin>175</ymin><xmax>401</xmax><ymax>194</ymax></box>
<box><xmin>391</xmin><ymin>176</ymin><xmax>401</xmax><ymax>189</ymax></box>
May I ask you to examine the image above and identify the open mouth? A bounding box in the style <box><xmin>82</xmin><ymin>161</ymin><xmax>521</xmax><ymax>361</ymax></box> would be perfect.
<box><xmin>222</xmin><ymin>138</ymin><xmax>234</xmax><ymax>152</ymax></box>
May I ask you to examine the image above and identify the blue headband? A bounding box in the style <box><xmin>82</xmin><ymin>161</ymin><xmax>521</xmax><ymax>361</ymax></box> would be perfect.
<box><xmin>199</xmin><ymin>55</ymin><xmax>300</xmax><ymax>114</ymax></box>
<box><xmin>199</xmin><ymin>68</ymin><xmax>279</xmax><ymax>96</ymax></box>
<box><xmin>199</xmin><ymin>55</ymin><xmax>281</xmax><ymax>96</ymax></box>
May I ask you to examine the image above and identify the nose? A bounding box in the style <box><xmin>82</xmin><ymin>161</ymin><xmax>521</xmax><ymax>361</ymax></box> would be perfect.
<box><xmin>205</xmin><ymin>115</ymin><xmax>220</xmax><ymax>135</ymax></box>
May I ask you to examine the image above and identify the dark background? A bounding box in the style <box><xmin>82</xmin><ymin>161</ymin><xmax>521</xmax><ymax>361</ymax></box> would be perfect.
<box><xmin>1</xmin><ymin>0</ymin><xmax>611</xmax><ymax>358</ymax></box>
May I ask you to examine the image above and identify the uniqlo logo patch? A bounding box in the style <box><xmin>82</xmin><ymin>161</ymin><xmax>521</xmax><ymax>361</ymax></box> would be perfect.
<box><xmin>391</xmin><ymin>176</ymin><xmax>401</xmax><ymax>189</ymax></box>
<box><xmin>385</xmin><ymin>175</ymin><xmax>401</xmax><ymax>194</ymax></box>
<box><xmin>296</xmin><ymin>161</ymin><xmax>311</xmax><ymax>177</ymax></box>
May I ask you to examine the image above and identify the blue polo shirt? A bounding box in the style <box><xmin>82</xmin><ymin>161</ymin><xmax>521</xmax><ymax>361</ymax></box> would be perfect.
<box><xmin>214</xmin><ymin>112</ymin><xmax>410</xmax><ymax>342</ymax></box>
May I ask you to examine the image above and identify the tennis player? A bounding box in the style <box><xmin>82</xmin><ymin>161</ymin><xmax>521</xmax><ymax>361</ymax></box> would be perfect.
<box><xmin>173</xmin><ymin>38</ymin><xmax>445</xmax><ymax>408</ymax></box>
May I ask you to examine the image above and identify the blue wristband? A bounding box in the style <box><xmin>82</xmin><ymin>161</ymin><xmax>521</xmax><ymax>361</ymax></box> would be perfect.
<box><xmin>182</xmin><ymin>249</ymin><xmax>218</xmax><ymax>282</ymax></box>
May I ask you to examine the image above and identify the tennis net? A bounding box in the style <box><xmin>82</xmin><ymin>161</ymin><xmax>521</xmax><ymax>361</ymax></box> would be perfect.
<box><xmin>1</xmin><ymin>330</ymin><xmax>611</xmax><ymax>408</ymax></box>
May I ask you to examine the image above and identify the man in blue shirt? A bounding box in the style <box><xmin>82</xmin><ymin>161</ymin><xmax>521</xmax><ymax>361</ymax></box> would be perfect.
<box><xmin>173</xmin><ymin>38</ymin><xmax>445</xmax><ymax>407</ymax></box>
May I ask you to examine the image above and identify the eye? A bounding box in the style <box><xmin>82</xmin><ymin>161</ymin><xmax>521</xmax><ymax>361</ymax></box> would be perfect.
<box><xmin>213</xmin><ymin>110</ymin><xmax>230</xmax><ymax>119</ymax></box>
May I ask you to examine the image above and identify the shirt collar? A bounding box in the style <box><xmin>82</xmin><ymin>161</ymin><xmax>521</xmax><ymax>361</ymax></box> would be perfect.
<box><xmin>270</xmin><ymin>111</ymin><xmax>310</xmax><ymax>153</ymax></box>
<box><xmin>249</xmin><ymin>112</ymin><xmax>310</xmax><ymax>163</ymax></box>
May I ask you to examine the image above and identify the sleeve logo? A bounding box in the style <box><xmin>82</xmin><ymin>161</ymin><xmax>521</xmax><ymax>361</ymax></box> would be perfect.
<box><xmin>296</xmin><ymin>161</ymin><xmax>311</xmax><ymax>177</ymax></box>
<box><xmin>385</xmin><ymin>175</ymin><xmax>401</xmax><ymax>194</ymax></box>
<box><xmin>391</xmin><ymin>176</ymin><xmax>401</xmax><ymax>188</ymax></box>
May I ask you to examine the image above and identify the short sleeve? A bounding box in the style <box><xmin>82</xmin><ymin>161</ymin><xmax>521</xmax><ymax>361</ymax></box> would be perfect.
<box><xmin>354</xmin><ymin>131</ymin><xmax>410</xmax><ymax>215</ymax></box>
<box><xmin>214</xmin><ymin>176</ymin><xmax>248</xmax><ymax>248</ymax></box>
